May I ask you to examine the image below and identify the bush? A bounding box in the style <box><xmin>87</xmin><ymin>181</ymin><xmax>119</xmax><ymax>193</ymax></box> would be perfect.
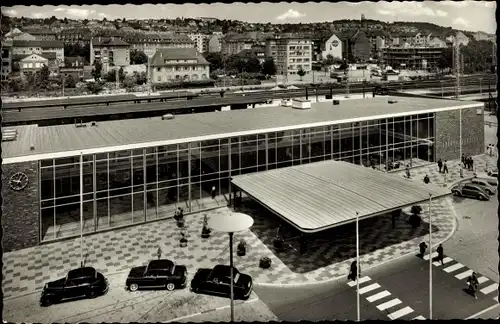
<box><xmin>411</xmin><ymin>205</ymin><xmax>423</xmax><ymax>215</ymax></box>
<box><xmin>154</xmin><ymin>79</ymin><xmax>215</xmax><ymax>91</ymax></box>
<box><xmin>259</xmin><ymin>257</ymin><xmax>272</xmax><ymax>269</ymax></box>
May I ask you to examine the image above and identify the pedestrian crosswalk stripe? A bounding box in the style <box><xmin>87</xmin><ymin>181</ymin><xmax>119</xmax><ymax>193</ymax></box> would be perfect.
<box><xmin>478</xmin><ymin>276</ymin><xmax>489</xmax><ymax>284</ymax></box>
<box><xmin>480</xmin><ymin>283</ymin><xmax>499</xmax><ymax>295</ymax></box>
<box><xmin>443</xmin><ymin>263</ymin><xmax>465</xmax><ymax>273</ymax></box>
<box><xmin>413</xmin><ymin>315</ymin><xmax>426</xmax><ymax>320</ymax></box>
<box><xmin>388</xmin><ymin>306</ymin><xmax>414</xmax><ymax>320</ymax></box>
<box><xmin>359</xmin><ymin>283</ymin><xmax>381</xmax><ymax>295</ymax></box>
<box><xmin>377</xmin><ymin>298</ymin><xmax>402</xmax><ymax>311</ymax></box>
<box><xmin>366</xmin><ymin>290</ymin><xmax>391</xmax><ymax>303</ymax></box>
<box><xmin>423</xmin><ymin>252</ymin><xmax>438</xmax><ymax>260</ymax></box>
<box><xmin>455</xmin><ymin>269</ymin><xmax>474</xmax><ymax>280</ymax></box>
<box><xmin>433</xmin><ymin>257</ymin><xmax>453</xmax><ymax>266</ymax></box>
<box><xmin>347</xmin><ymin>276</ymin><xmax>371</xmax><ymax>287</ymax></box>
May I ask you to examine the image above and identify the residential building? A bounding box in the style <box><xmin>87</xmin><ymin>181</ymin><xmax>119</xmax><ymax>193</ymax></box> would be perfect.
<box><xmin>57</xmin><ymin>28</ymin><xmax>92</xmax><ymax>45</ymax></box>
<box><xmin>473</xmin><ymin>31</ymin><xmax>495</xmax><ymax>42</ymax></box>
<box><xmin>446</xmin><ymin>31</ymin><xmax>470</xmax><ymax>47</ymax></box>
<box><xmin>23</xmin><ymin>28</ymin><xmax>57</xmax><ymax>41</ymax></box>
<box><xmin>267</xmin><ymin>34</ymin><xmax>312</xmax><ymax>76</ymax></box>
<box><xmin>150</xmin><ymin>47</ymin><xmax>210</xmax><ymax>84</ymax></box>
<box><xmin>366</xmin><ymin>30</ymin><xmax>388</xmax><ymax>59</ymax></box>
<box><xmin>12</xmin><ymin>40</ymin><xmax>65</xmax><ymax>67</ymax></box>
<box><xmin>320</xmin><ymin>33</ymin><xmax>343</xmax><ymax>61</ymax></box>
<box><xmin>90</xmin><ymin>37</ymin><xmax>131</xmax><ymax>74</ymax></box>
<box><xmin>187</xmin><ymin>33</ymin><xmax>211</xmax><ymax>53</ymax></box>
<box><xmin>60</xmin><ymin>56</ymin><xmax>87</xmax><ymax>81</ymax></box>
<box><xmin>125</xmin><ymin>33</ymin><xmax>194</xmax><ymax>57</ymax></box>
<box><xmin>389</xmin><ymin>32</ymin><xmax>418</xmax><ymax>47</ymax></box>
<box><xmin>12</xmin><ymin>53</ymin><xmax>49</xmax><ymax>75</ymax></box>
<box><xmin>222</xmin><ymin>33</ymin><xmax>255</xmax><ymax>55</ymax></box>
<box><xmin>339</xmin><ymin>30</ymin><xmax>371</xmax><ymax>62</ymax></box>
<box><xmin>208</xmin><ymin>34</ymin><xmax>222</xmax><ymax>53</ymax></box>
<box><xmin>5</xmin><ymin>28</ymin><xmax>36</xmax><ymax>41</ymax></box>
<box><xmin>236</xmin><ymin>46</ymin><xmax>267</xmax><ymax>64</ymax></box>
<box><xmin>1</xmin><ymin>40</ymin><xmax>13</xmax><ymax>81</ymax></box>
<box><xmin>382</xmin><ymin>44</ymin><xmax>446</xmax><ymax>70</ymax></box>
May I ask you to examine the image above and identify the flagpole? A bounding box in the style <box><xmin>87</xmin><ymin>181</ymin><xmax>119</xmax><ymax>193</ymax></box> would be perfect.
<box><xmin>428</xmin><ymin>193</ymin><xmax>432</xmax><ymax>320</ymax></box>
<box><xmin>80</xmin><ymin>152</ymin><xmax>84</xmax><ymax>267</ymax></box>
<box><xmin>356</xmin><ymin>211</ymin><xmax>360</xmax><ymax>322</ymax></box>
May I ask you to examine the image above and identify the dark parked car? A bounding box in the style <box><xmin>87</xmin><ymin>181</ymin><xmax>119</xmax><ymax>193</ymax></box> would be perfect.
<box><xmin>40</xmin><ymin>267</ymin><xmax>108</xmax><ymax>307</ymax></box>
<box><xmin>374</xmin><ymin>86</ymin><xmax>389</xmax><ymax>95</ymax></box>
<box><xmin>451</xmin><ymin>183</ymin><xmax>490</xmax><ymax>201</ymax></box>
<box><xmin>191</xmin><ymin>264</ymin><xmax>253</xmax><ymax>300</ymax></box>
<box><xmin>126</xmin><ymin>259</ymin><xmax>187</xmax><ymax>292</ymax></box>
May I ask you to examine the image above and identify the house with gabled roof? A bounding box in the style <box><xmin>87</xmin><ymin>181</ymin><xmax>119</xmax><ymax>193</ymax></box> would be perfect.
<box><xmin>150</xmin><ymin>47</ymin><xmax>210</xmax><ymax>84</ymax></box>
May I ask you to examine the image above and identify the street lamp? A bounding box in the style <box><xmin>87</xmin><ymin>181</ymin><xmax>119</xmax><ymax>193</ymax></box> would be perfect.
<box><xmin>208</xmin><ymin>211</ymin><xmax>254</xmax><ymax>322</ymax></box>
<box><xmin>428</xmin><ymin>193</ymin><xmax>433</xmax><ymax>320</ymax></box>
<box><xmin>79</xmin><ymin>152</ymin><xmax>84</xmax><ymax>267</ymax></box>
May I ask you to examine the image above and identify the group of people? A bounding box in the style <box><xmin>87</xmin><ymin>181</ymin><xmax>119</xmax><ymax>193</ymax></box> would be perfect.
<box><xmin>461</xmin><ymin>154</ymin><xmax>475</xmax><ymax>171</ymax></box>
<box><xmin>487</xmin><ymin>144</ymin><xmax>496</xmax><ymax>157</ymax></box>
<box><xmin>419</xmin><ymin>242</ymin><xmax>479</xmax><ymax>299</ymax></box>
<box><xmin>437</xmin><ymin>159</ymin><xmax>449</xmax><ymax>174</ymax></box>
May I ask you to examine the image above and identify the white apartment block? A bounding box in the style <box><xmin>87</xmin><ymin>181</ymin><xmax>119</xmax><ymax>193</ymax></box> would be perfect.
<box><xmin>269</xmin><ymin>37</ymin><xmax>312</xmax><ymax>76</ymax></box>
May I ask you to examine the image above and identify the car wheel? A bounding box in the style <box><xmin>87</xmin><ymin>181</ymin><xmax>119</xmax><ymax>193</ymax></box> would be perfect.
<box><xmin>88</xmin><ymin>290</ymin><xmax>98</xmax><ymax>299</ymax></box>
<box><xmin>129</xmin><ymin>284</ymin><xmax>139</xmax><ymax>292</ymax></box>
<box><xmin>453</xmin><ymin>191</ymin><xmax>461</xmax><ymax>196</ymax></box>
<box><xmin>477</xmin><ymin>195</ymin><xmax>484</xmax><ymax>201</ymax></box>
<box><xmin>40</xmin><ymin>298</ymin><xmax>52</xmax><ymax>307</ymax></box>
<box><xmin>166</xmin><ymin>283</ymin><xmax>175</xmax><ymax>291</ymax></box>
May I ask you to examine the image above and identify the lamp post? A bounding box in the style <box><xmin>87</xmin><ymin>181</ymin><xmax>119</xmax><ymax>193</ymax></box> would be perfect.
<box><xmin>428</xmin><ymin>193</ymin><xmax>433</xmax><ymax>320</ymax></box>
<box><xmin>208</xmin><ymin>212</ymin><xmax>254</xmax><ymax>322</ymax></box>
<box><xmin>356</xmin><ymin>211</ymin><xmax>360</xmax><ymax>322</ymax></box>
<box><xmin>80</xmin><ymin>152</ymin><xmax>84</xmax><ymax>267</ymax></box>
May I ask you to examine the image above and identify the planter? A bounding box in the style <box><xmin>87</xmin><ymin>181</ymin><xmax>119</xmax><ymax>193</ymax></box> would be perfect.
<box><xmin>259</xmin><ymin>257</ymin><xmax>272</xmax><ymax>269</ymax></box>
<box><xmin>180</xmin><ymin>238</ymin><xmax>188</xmax><ymax>247</ymax></box>
<box><xmin>201</xmin><ymin>226</ymin><xmax>211</xmax><ymax>239</ymax></box>
<box><xmin>237</xmin><ymin>243</ymin><xmax>247</xmax><ymax>256</ymax></box>
<box><xmin>273</xmin><ymin>239</ymin><xmax>285</xmax><ymax>252</ymax></box>
<box><xmin>177</xmin><ymin>219</ymin><xmax>185</xmax><ymax>228</ymax></box>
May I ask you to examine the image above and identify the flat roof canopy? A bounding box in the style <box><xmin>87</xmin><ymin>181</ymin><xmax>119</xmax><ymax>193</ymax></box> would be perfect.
<box><xmin>2</xmin><ymin>96</ymin><xmax>481</xmax><ymax>163</ymax></box>
<box><xmin>231</xmin><ymin>160</ymin><xmax>450</xmax><ymax>233</ymax></box>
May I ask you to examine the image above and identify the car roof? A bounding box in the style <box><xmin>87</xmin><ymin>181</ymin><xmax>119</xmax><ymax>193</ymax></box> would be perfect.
<box><xmin>212</xmin><ymin>265</ymin><xmax>238</xmax><ymax>277</ymax></box>
<box><xmin>67</xmin><ymin>267</ymin><xmax>96</xmax><ymax>279</ymax></box>
<box><xmin>147</xmin><ymin>259</ymin><xmax>174</xmax><ymax>270</ymax></box>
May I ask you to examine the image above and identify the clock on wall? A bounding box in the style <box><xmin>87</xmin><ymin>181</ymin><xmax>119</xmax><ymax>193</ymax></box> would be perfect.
<box><xmin>9</xmin><ymin>172</ymin><xmax>29</xmax><ymax>191</ymax></box>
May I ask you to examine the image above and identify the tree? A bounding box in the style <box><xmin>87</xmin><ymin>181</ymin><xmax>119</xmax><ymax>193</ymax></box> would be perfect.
<box><xmin>104</xmin><ymin>70</ymin><xmax>116</xmax><ymax>82</ymax></box>
<box><xmin>244</xmin><ymin>56</ymin><xmax>262</xmax><ymax>73</ymax></box>
<box><xmin>123</xmin><ymin>75</ymin><xmax>137</xmax><ymax>89</ymax></box>
<box><xmin>64</xmin><ymin>75</ymin><xmax>76</xmax><ymax>88</ymax></box>
<box><xmin>136</xmin><ymin>71</ymin><xmax>147</xmax><ymax>85</ymax></box>
<box><xmin>262</xmin><ymin>57</ymin><xmax>277</xmax><ymax>76</ymax></box>
<box><xmin>87</xmin><ymin>81</ymin><xmax>103</xmax><ymax>94</ymax></box>
<box><xmin>92</xmin><ymin>61</ymin><xmax>102</xmax><ymax>81</ymax></box>
<box><xmin>437</xmin><ymin>47</ymin><xmax>453</xmax><ymax>73</ymax></box>
<box><xmin>204</xmin><ymin>52</ymin><xmax>225</xmax><ymax>72</ymax></box>
<box><xmin>324</xmin><ymin>54</ymin><xmax>335</xmax><ymax>66</ymax></box>
<box><xmin>297</xmin><ymin>67</ymin><xmax>306</xmax><ymax>81</ymax></box>
<box><xmin>118</xmin><ymin>67</ymin><xmax>126</xmax><ymax>82</ymax></box>
<box><xmin>130</xmin><ymin>49</ymin><xmax>148</xmax><ymax>65</ymax></box>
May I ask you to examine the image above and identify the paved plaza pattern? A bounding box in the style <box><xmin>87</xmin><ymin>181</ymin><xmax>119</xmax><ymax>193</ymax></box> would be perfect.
<box><xmin>2</xmin><ymin>154</ymin><xmax>495</xmax><ymax>299</ymax></box>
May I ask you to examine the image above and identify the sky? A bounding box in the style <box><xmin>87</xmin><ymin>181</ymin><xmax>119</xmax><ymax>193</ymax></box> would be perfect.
<box><xmin>2</xmin><ymin>1</ymin><xmax>497</xmax><ymax>34</ymax></box>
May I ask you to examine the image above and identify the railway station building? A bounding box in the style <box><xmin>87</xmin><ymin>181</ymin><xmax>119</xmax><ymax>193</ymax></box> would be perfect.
<box><xmin>2</xmin><ymin>96</ymin><xmax>484</xmax><ymax>252</ymax></box>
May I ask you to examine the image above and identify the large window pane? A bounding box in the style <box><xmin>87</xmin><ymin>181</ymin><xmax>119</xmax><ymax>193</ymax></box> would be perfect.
<box><xmin>41</xmin><ymin>167</ymin><xmax>55</xmax><ymax>200</ymax></box>
<box><xmin>109</xmin><ymin>194</ymin><xmax>132</xmax><ymax>228</ymax></box>
<box><xmin>133</xmin><ymin>192</ymin><xmax>145</xmax><ymax>223</ymax></box>
<box><xmin>96</xmin><ymin>198</ymin><xmax>109</xmax><ymax>230</ymax></box>
<box><xmin>133</xmin><ymin>154</ymin><xmax>144</xmax><ymax>192</ymax></box>
<box><xmin>41</xmin><ymin>207</ymin><xmax>54</xmax><ymax>241</ymax></box>
<box><xmin>178</xmin><ymin>149</ymin><xmax>189</xmax><ymax>184</ymax></box>
<box><xmin>146</xmin><ymin>190</ymin><xmax>158</xmax><ymax>221</ymax></box>
<box><xmin>55</xmin><ymin>203</ymin><xmax>80</xmax><ymax>239</ymax></box>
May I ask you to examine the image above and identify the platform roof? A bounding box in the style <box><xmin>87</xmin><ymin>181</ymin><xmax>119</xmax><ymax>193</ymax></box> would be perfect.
<box><xmin>2</xmin><ymin>96</ymin><xmax>481</xmax><ymax>164</ymax></box>
<box><xmin>231</xmin><ymin>160</ymin><xmax>451</xmax><ymax>233</ymax></box>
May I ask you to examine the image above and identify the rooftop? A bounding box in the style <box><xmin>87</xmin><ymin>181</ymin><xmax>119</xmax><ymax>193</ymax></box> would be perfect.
<box><xmin>2</xmin><ymin>96</ymin><xmax>481</xmax><ymax>164</ymax></box>
<box><xmin>92</xmin><ymin>37</ymin><xmax>130</xmax><ymax>47</ymax></box>
<box><xmin>150</xmin><ymin>47</ymin><xmax>209</xmax><ymax>66</ymax></box>
<box><xmin>12</xmin><ymin>40</ymin><xmax>64</xmax><ymax>48</ymax></box>
<box><xmin>232</xmin><ymin>160</ymin><xmax>450</xmax><ymax>232</ymax></box>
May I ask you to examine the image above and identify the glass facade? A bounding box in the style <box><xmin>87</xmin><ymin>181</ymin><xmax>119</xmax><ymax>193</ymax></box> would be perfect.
<box><xmin>39</xmin><ymin>114</ymin><xmax>435</xmax><ymax>241</ymax></box>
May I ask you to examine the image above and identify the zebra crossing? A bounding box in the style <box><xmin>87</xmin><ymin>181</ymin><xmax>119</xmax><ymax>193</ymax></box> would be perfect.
<box><xmin>347</xmin><ymin>276</ymin><xmax>426</xmax><ymax>320</ymax></box>
<box><xmin>423</xmin><ymin>252</ymin><xmax>499</xmax><ymax>301</ymax></box>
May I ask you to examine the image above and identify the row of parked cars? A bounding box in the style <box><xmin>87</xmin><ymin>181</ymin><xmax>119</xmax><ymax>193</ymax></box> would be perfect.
<box><xmin>40</xmin><ymin>260</ymin><xmax>253</xmax><ymax>307</ymax></box>
<box><xmin>451</xmin><ymin>170</ymin><xmax>498</xmax><ymax>201</ymax></box>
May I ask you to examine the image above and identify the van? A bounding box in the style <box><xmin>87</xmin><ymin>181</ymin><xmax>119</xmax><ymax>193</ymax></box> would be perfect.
<box><xmin>470</xmin><ymin>178</ymin><xmax>497</xmax><ymax>195</ymax></box>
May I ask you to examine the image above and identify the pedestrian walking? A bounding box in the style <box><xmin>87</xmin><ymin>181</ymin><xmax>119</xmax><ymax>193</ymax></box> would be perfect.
<box><xmin>443</xmin><ymin>161</ymin><xmax>449</xmax><ymax>174</ymax></box>
<box><xmin>348</xmin><ymin>261</ymin><xmax>359</xmax><ymax>281</ymax></box>
<box><xmin>423</xmin><ymin>174</ymin><xmax>430</xmax><ymax>184</ymax></box>
<box><xmin>467</xmin><ymin>272</ymin><xmax>479</xmax><ymax>299</ymax></box>
<box><xmin>436</xmin><ymin>244</ymin><xmax>444</xmax><ymax>265</ymax></box>
<box><xmin>489</xmin><ymin>144</ymin><xmax>494</xmax><ymax>156</ymax></box>
<box><xmin>470</xmin><ymin>158</ymin><xmax>474</xmax><ymax>172</ymax></box>
<box><xmin>437</xmin><ymin>159</ymin><xmax>443</xmax><ymax>173</ymax></box>
<box><xmin>419</xmin><ymin>241</ymin><xmax>428</xmax><ymax>257</ymax></box>
<box><xmin>405</xmin><ymin>165</ymin><xmax>411</xmax><ymax>178</ymax></box>
<box><xmin>211</xmin><ymin>186</ymin><xmax>216</xmax><ymax>199</ymax></box>
<box><xmin>461</xmin><ymin>154</ymin><xmax>465</xmax><ymax>167</ymax></box>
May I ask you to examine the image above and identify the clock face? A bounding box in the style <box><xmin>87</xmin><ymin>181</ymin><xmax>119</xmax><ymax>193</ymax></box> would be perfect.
<box><xmin>9</xmin><ymin>172</ymin><xmax>29</xmax><ymax>191</ymax></box>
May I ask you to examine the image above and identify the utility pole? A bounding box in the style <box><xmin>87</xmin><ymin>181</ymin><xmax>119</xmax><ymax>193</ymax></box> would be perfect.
<box><xmin>115</xmin><ymin>67</ymin><xmax>119</xmax><ymax>90</ymax></box>
<box><xmin>62</xmin><ymin>74</ymin><xmax>65</xmax><ymax>97</ymax></box>
<box><xmin>148</xmin><ymin>55</ymin><xmax>151</xmax><ymax>95</ymax></box>
<box><xmin>455</xmin><ymin>41</ymin><xmax>461</xmax><ymax>99</ymax></box>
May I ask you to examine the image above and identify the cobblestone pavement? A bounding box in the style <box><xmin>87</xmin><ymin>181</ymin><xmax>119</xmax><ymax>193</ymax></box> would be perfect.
<box><xmin>2</xmin><ymin>155</ymin><xmax>494</xmax><ymax>298</ymax></box>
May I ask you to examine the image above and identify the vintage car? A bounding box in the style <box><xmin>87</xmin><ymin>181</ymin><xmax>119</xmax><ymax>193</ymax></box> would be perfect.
<box><xmin>40</xmin><ymin>267</ymin><xmax>108</xmax><ymax>307</ymax></box>
<box><xmin>451</xmin><ymin>183</ymin><xmax>490</xmax><ymax>201</ymax></box>
<box><xmin>126</xmin><ymin>259</ymin><xmax>187</xmax><ymax>292</ymax></box>
<box><xmin>190</xmin><ymin>264</ymin><xmax>252</xmax><ymax>300</ymax></box>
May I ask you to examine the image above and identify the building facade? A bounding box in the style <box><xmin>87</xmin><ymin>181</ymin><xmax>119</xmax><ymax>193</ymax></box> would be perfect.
<box><xmin>127</xmin><ymin>33</ymin><xmax>194</xmax><ymax>57</ymax></box>
<box><xmin>268</xmin><ymin>35</ymin><xmax>312</xmax><ymax>76</ymax></box>
<box><xmin>1</xmin><ymin>41</ymin><xmax>13</xmax><ymax>81</ymax></box>
<box><xmin>187</xmin><ymin>33</ymin><xmax>210</xmax><ymax>53</ymax></box>
<box><xmin>382</xmin><ymin>45</ymin><xmax>446</xmax><ymax>70</ymax></box>
<box><xmin>15</xmin><ymin>53</ymin><xmax>49</xmax><ymax>75</ymax></box>
<box><xmin>208</xmin><ymin>34</ymin><xmax>222</xmax><ymax>53</ymax></box>
<box><xmin>90</xmin><ymin>37</ymin><xmax>131</xmax><ymax>74</ymax></box>
<box><xmin>12</xmin><ymin>40</ymin><xmax>65</xmax><ymax>67</ymax></box>
<box><xmin>1</xmin><ymin>104</ymin><xmax>484</xmax><ymax>252</ymax></box>
<box><xmin>150</xmin><ymin>47</ymin><xmax>210</xmax><ymax>84</ymax></box>
<box><xmin>321</xmin><ymin>34</ymin><xmax>343</xmax><ymax>61</ymax></box>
